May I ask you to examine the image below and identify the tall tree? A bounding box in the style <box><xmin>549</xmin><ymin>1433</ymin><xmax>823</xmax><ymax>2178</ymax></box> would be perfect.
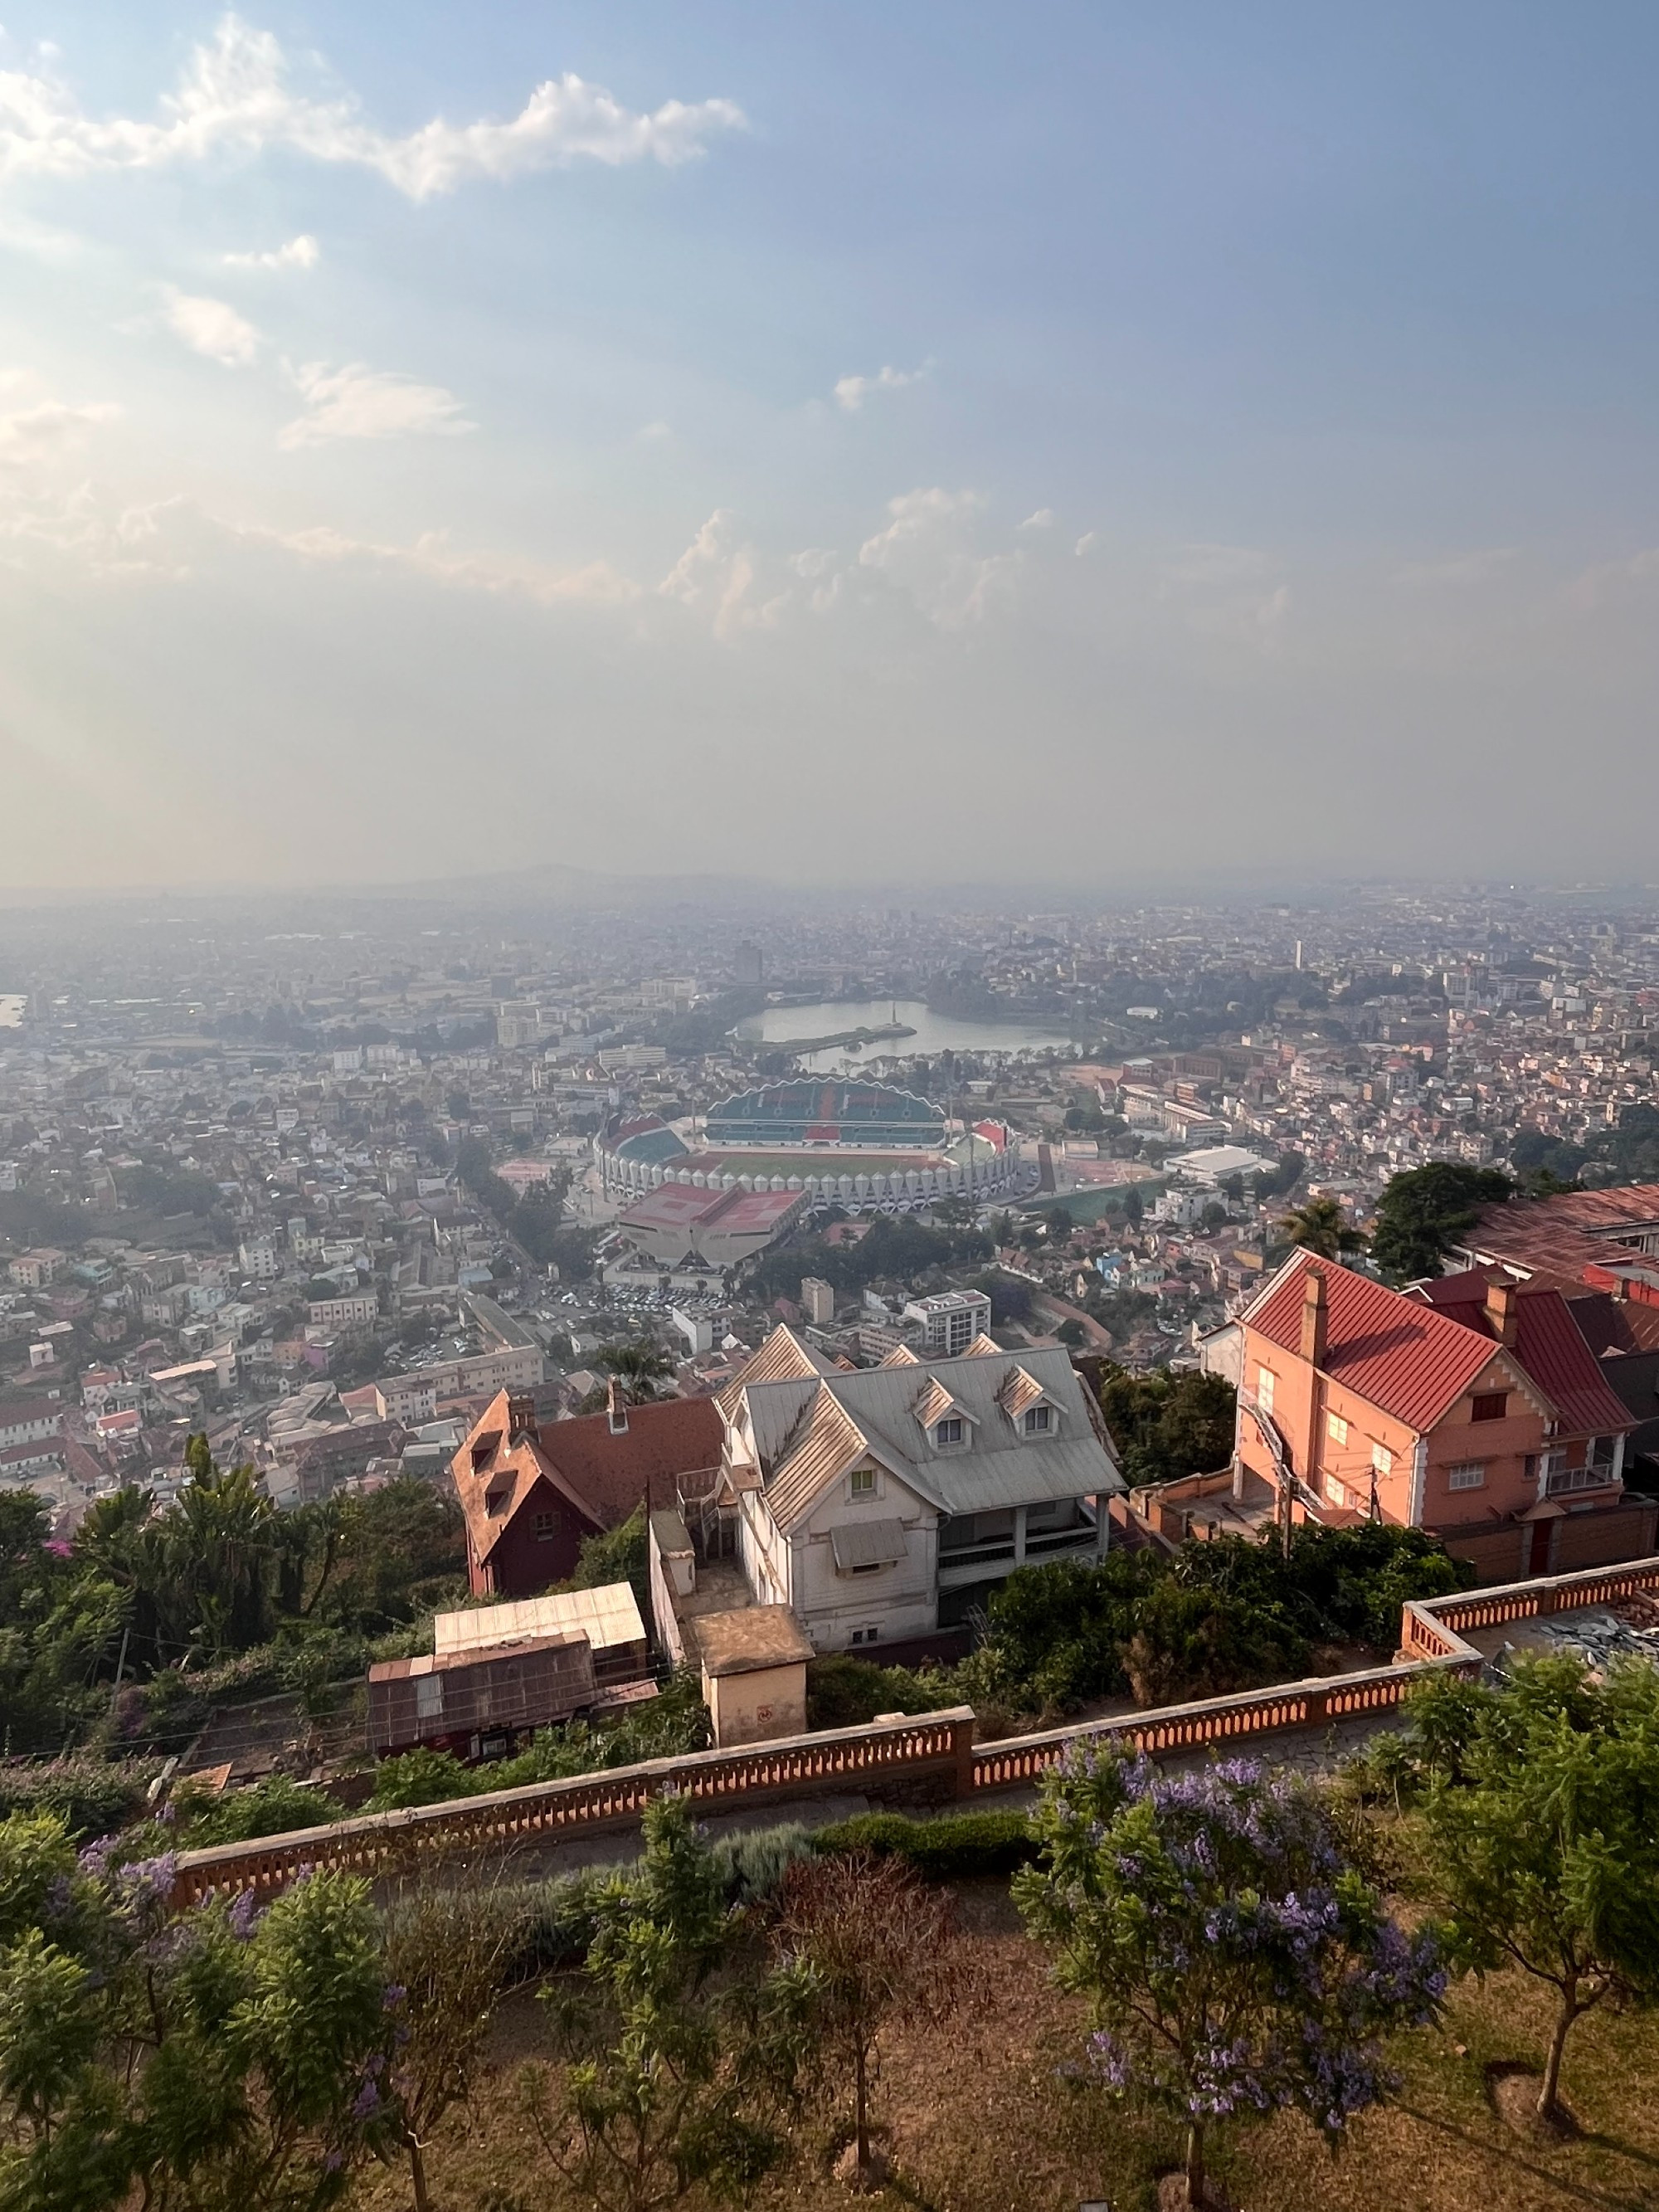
<box><xmin>524</xmin><ymin>1795</ymin><xmax>815</xmax><ymax>2212</ymax></box>
<box><xmin>1368</xmin><ymin>1163</ymin><xmax>1511</xmax><ymax>1284</ymax></box>
<box><xmin>1419</xmin><ymin>1654</ymin><xmax>1659</xmax><ymax>2125</ymax></box>
<box><xmin>1280</xmin><ymin>1195</ymin><xmax>1366</xmax><ymax>1261</ymax></box>
<box><xmin>773</xmin><ymin>1852</ymin><xmax>972</xmax><ymax>2186</ymax></box>
<box><xmin>1015</xmin><ymin>1749</ymin><xmax>1444</xmax><ymax>2210</ymax></box>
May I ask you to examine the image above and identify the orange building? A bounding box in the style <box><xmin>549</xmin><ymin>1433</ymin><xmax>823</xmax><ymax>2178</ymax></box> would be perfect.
<box><xmin>1233</xmin><ymin>1253</ymin><xmax>1654</xmax><ymax>1581</ymax></box>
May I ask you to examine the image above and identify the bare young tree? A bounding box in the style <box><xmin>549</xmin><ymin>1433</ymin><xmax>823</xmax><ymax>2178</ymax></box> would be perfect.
<box><xmin>772</xmin><ymin>1851</ymin><xmax>975</xmax><ymax>2190</ymax></box>
<box><xmin>380</xmin><ymin>1882</ymin><xmax>521</xmax><ymax>2212</ymax></box>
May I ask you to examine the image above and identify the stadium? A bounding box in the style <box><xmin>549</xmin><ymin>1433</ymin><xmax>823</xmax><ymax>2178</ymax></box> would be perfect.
<box><xmin>597</xmin><ymin>1079</ymin><xmax>1022</xmax><ymax>1217</ymax></box>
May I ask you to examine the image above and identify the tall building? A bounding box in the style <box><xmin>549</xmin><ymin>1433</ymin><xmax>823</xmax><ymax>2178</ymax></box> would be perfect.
<box><xmin>800</xmin><ymin>1276</ymin><xmax>837</xmax><ymax>1327</ymax></box>
<box><xmin>903</xmin><ymin>1289</ymin><xmax>994</xmax><ymax>1357</ymax></box>
<box><xmin>734</xmin><ymin>942</ymin><xmax>765</xmax><ymax>985</ymax></box>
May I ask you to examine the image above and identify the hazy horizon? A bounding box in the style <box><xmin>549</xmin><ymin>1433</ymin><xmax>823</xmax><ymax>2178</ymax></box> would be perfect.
<box><xmin>5</xmin><ymin>5</ymin><xmax>1659</xmax><ymax>890</ymax></box>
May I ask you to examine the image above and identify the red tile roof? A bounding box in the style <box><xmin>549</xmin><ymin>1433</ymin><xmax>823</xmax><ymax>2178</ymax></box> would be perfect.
<box><xmin>1412</xmin><ymin>1271</ymin><xmax>1635</xmax><ymax>1438</ymax></box>
<box><xmin>537</xmin><ymin>1392</ymin><xmax>723</xmax><ymax>1527</ymax></box>
<box><xmin>1246</xmin><ymin>1253</ymin><xmax>1496</xmax><ymax>1434</ymax></box>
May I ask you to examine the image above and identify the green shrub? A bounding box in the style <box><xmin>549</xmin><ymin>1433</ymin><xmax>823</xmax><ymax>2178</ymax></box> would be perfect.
<box><xmin>708</xmin><ymin>1821</ymin><xmax>812</xmax><ymax>1903</ymax></box>
<box><xmin>810</xmin><ymin>1809</ymin><xmax>1038</xmax><ymax>1878</ymax></box>
<box><xmin>1120</xmin><ymin>1579</ymin><xmax>1309</xmax><ymax>1708</ymax></box>
<box><xmin>172</xmin><ymin>1772</ymin><xmax>341</xmax><ymax>1845</ymax></box>
<box><xmin>805</xmin><ymin>1654</ymin><xmax>961</xmax><ymax>1730</ymax></box>
<box><xmin>0</xmin><ymin>1755</ymin><xmax>162</xmax><ymax>1839</ymax></box>
<box><xmin>368</xmin><ymin>1746</ymin><xmax>476</xmax><ymax>1810</ymax></box>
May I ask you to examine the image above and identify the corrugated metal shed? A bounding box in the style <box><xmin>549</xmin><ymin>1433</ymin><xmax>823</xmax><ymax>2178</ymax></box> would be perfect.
<box><xmin>367</xmin><ymin>1634</ymin><xmax>596</xmax><ymax>1756</ymax></box>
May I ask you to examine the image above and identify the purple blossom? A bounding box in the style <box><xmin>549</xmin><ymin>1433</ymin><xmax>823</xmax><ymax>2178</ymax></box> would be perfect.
<box><xmin>381</xmin><ymin>1983</ymin><xmax>406</xmax><ymax>2010</ymax></box>
<box><xmin>228</xmin><ymin>1889</ymin><xmax>263</xmax><ymax>1939</ymax></box>
<box><xmin>351</xmin><ymin>2078</ymin><xmax>381</xmax><ymax>2120</ymax></box>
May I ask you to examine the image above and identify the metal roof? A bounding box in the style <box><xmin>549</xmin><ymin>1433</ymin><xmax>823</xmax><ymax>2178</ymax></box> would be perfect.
<box><xmin>433</xmin><ymin>1582</ymin><xmax>645</xmax><ymax>1658</ymax></box>
<box><xmin>830</xmin><ymin>1518</ymin><xmax>910</xmax><ymax>1571</ymax></box>
<box><xmin>1244</xmin><ymin>1252</ymin><xmax>1495</xmax><ymax>1435</ymax></box>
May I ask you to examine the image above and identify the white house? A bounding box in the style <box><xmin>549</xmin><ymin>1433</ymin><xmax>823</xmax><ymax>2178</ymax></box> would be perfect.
<box><xmin>703</xmin><ymin>1327</ymin><xmax>1124</xmax><ymax>1649</ymax></box>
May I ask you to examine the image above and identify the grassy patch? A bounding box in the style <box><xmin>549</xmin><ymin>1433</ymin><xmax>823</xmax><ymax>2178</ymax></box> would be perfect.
<box><xmin>342</xmin><ymin>1873</ymin><xmax>1659</xmax><ymax>2212</ymax></box>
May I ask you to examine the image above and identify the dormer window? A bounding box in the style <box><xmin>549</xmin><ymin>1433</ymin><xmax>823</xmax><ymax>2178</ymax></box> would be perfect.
<box><xmin>1023</xmin><ymin>1406</ymin><xmax>1053</xmax><ymax>1435</ymax></box>
<box><xmin>935</xmin><ymin>1416</ymin><xmax>964</xmax><ymax>1446</ymax></box>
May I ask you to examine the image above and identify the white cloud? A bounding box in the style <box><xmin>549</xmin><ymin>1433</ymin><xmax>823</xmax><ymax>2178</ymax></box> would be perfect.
<box><xmin>279</xmin><ymin>361</ymin><xmax>476</xmax><ymax>448</ymax></box>
<box><xmin>162</xmin><ymin>288</ymin><xmax>260</xmax><ymax>367</ymax></box>
<box><xmin>1074</xmin><ymin>530</ymin><xmax>1099</xmax><ymax>556</ymax></box>
<box><xmin>658</xmin><ymin>509</ymin><xmax>783</xmax><ymax>640</ymax></box>
<box><xmin>0</xmin><ymin>16</ymin><xmax>745</xmax><ymax>199</ymax></box>
<box><xmin>635</xmin><ymin>419</ymin><xmax>672</xmax><ymax>441</ymax></box>
<box><xmin>1018</xmin><ymin>509</ymin><xmax>1056</xmax><ymax>533</ymax></box>
<box><xmin>834</xmin><ymin>363</ymin><xmax>929</xmax><ymax>412</ymax></box>
<box><xmin>223</xmin><ymin>232</ymin><xmax>319</xmax><ymax>270</ymax></box>
<box><xmin>0</xmin><ymin>397</ymin><xmax>121</xmax><ymax>472</ymax></box>
<box><xmin>258</xmin><ymin>521</ymin><xmax>638</xmax><ymax>607</ymax></box>
<box><xmin>858</xmin><ymin>486</ymin><xmax>1020</xmax><ymax>626</ymax></box>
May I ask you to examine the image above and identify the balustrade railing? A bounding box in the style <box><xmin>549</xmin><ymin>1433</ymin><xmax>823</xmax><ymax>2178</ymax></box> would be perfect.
<box><xmin>168</xmin><ymin>1555</ymin><xmax>1659</xmax><ymax>1911</ymax></box>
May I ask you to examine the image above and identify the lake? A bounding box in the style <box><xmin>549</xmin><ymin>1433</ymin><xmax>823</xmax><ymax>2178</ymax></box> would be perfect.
<box><xmin>733</xmin><ymin>996</ymin><xmax>1078</xmax><ymax>1072</ymax></box>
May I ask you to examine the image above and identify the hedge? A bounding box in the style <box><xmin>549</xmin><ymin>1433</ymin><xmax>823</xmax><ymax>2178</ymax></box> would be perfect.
<box><xmin>810</xmin><ymin>1808</ymin><xmax>1039</xmax><ymax>1878</ymax></box>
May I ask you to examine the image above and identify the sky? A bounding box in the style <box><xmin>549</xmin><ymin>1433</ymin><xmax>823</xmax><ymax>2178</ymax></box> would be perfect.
<box><xmin>3</xmin><ymin>4</ymin><xmax>1659</xmax><ymax>894</ymax></box>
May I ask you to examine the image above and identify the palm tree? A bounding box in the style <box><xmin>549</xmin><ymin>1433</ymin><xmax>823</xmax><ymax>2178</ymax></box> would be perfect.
<box><xmin>1280</xmin><ymin>1195</ymin><xmax>1366</xmax><ymax>1261</ymax></box>
<box><xmin>594</xmin><ymin>1342</ymin><xmax>678</xmax><ymax>1405</ymax></box>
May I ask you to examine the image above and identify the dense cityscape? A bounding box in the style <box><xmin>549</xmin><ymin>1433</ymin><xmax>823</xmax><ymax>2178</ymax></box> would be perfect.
<box><xmin>4</xmin><ymin>880</ymin><xmax>1659</xmax><ymax>1527</ymax></box>
<box><xmin>7</xmin><ymin>7</ymin><xmax>1659</xmax><ymax>2209</ymax></box>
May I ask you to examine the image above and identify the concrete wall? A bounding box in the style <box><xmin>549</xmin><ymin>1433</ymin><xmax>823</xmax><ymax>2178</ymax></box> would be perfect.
<box><xmin>703</xmin><ymin>1659</ymin><xmax>807</xmax><ymax>1747</ymax></box>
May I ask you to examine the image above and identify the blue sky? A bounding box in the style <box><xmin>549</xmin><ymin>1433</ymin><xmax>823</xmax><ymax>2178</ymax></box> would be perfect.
<box><xmin>3</xmin><ymin>5</ymin><xmax>1659</xmax><ymax>889</ymax></box>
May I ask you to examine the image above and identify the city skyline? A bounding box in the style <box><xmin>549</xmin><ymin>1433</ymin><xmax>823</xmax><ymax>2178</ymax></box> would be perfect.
<box><xmin>5</xmin><ymin>5</ymin><xmax>1659</xmax><ymax>889</ymax></box>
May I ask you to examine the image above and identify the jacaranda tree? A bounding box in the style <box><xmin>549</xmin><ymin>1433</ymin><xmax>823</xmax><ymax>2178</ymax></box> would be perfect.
<box><xmin>1014</xmin><ymin>1750</ymin><xmax>1445</xmax><ymax>2209</ymax></box>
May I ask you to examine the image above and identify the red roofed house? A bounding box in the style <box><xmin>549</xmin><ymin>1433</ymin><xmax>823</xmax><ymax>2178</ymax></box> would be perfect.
<box><xmin>451</xmin><ymin>1385</ymin><xmax>724</xmax><ymax>1598</ymax></box>
<box><xmin>1235</xmin><ymin>1252</ymin><xmax>1655</xmax><ymax>1581</ymax></box>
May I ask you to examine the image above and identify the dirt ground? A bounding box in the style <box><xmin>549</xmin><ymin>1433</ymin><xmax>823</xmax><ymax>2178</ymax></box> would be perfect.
<box><xmin>348</xmin><ymin>1878</ymin><xmax>1659</xmax><ymax>2212</ymax></box>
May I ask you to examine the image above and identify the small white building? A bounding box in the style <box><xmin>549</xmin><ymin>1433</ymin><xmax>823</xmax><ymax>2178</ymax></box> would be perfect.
<box><xmin>902</xmin><ymin>1289</ymin><xmax>994</xmax><ymax>1358</ymax></box>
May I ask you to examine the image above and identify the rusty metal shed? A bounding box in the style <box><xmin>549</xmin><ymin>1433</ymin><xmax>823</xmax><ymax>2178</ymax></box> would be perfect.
<box><xmin>367</xmin><ymin>1631</ymin><xmax>597</xmax><ymax>1758</ymax></box>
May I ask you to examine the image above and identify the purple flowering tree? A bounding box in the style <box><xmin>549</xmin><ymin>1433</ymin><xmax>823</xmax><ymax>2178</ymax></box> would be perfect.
<box><xmin>1013</xmin><ymin>1750</ymin><xmax>1444</xmax><ymax>2210</ymax></box>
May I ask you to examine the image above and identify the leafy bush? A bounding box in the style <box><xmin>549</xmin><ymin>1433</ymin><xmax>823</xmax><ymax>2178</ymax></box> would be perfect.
<box><xmin>708</xmin><ymin>1820</ymin><xmax>814</xmax><ymax>1904</ymax></box>
<box><xmin>811</xmin><ymin>1809</ymin><xmax>1038</xmax><ymax>1879</ymax></box>
<box><xmin>0</xmin><ymin>1754</ymin><xmax>162</xmax><ymax>1839</ymax></box>
<box><xmin>171</xmin><ymin>1773</ymin><xmax>341</xmax><ymax>1845</ymax></box>
<box><xmin>1120</xmin><ymin>1579</ymin><xmax>1308</xmax><ymax>1707</ymax></box>
<box><xmin>368</xmin><ymin>1747</ymin><xmax>474</xmax><ymax>1811</ymax></box>
<box><xmin>805</xmin><ymin>1654</ymin><xmax>962</xmax><ymax>1730</ymax></box>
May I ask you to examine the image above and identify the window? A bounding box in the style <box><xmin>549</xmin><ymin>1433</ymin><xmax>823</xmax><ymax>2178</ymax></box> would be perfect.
<box><xmin>935</xmin><ymin>1416</ymin><xmax>964</xmax><ymax>1446</ymax></box>
<box><xmin>533</xmin><ymin>1509</ymin><xmax>562</xmax><ymax>1542</ymax></box>
<box><xmin>1371</xmin><ymin>1442</ymin><xmax>1394</xmax><ymax>1478</ymax></box>
<box><xmin>1256</xmin><ymin>1366</ymin><xmax>1275</xmax><ymax>1416</ymax></box>
<box><xmin>1447</xmin><ymin>1463</ymin><xmax>1486</xmax><ymax>1491</ymax></box>
<box><xmin>849</xmin><ymin>1467</ymin><xmax>876</xmax><ymax>1498</ymax></box>
<box><xmin>1024</xmin><ymin>1405</ymin><xmax>1053</xmax><ymax>1435</ymax></box>
<box><xmin>1588</xmin><ymin>1434</ymin><xmax>1617</xmax><ymax>1471</ymax></box>
<box><xmin>1326</xmin><ymin>1411</ymin><xmax>1349</xmax><ymax>1447</ymax></box>
<box><xmin>1324</xmin><ymin>1473</ymin><xmax>1349</xmax><ymax>1508</ymax></box>
<box><xmin>1472</xmin><ymin>1392</ymin><xmax>1507</xmax><ymax>1423</ymax></box>
<box><xmin>849</xmin><ymin>1627</ymin><xmax>879</xmax><ymax>1646</ymax></box>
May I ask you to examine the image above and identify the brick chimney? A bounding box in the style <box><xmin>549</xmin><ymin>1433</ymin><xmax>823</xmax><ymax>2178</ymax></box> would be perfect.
<box><xmin>607</xmin><ymin>1376</ymin><xmax>629</xmax><ymax>1436</ymax></box>
<box><xmin>507</xmin><ymin>1392</ymin><xmax>537</xmax><ymax>1441</ymax></box>
<box><xmin>1485</xmin><ymin>1279</ymin><xmax>1519</xmax><ymax>1347</ymax></box>
<box><xmin>1300</xmin><ymin>1268</ymin><xmax>1329</xmax><ymax>1367</ymax></box>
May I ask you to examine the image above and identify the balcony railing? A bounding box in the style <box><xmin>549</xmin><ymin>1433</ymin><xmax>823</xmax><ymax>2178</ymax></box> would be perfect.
<box><xmin>1546</xmin><ymin>1464</ymin><xmax>1618</xmax><ymax>1498</ymax></box>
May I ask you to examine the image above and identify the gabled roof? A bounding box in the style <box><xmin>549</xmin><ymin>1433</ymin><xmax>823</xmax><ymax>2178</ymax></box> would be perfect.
<box><xmin>912</xmin><ymin>1375</ymin><xmax>977</xmax><ymax>1430</ymax></box>
<box><xmin>1243</xmin><ymin>1253</ymin><xmax>1499</xmax><ymax>1435</ymax></box>
<box><xmin>713</xmin><ymin>1324</ymin><xmax>832</xmax><ymax>1422</ymax></box>
<box><xmin>995</xmin><ymin>1365</ymin><xmax>1050</xmax><ymax>1420</ymax></box>
<box><xmin>878</xmin><ymin>1343</ymin><xmax>922</xmax><ymax>1368</ymax></box>
<box><xmin>450</xmin><ymin>1388</ymin><xmax>723</xmax><ymax>1564</ymax></box>
<box><xmin>1411</xmin><ymin>1271</ymin><xmax>1635</xmax><ymax>1438</ymax></box>
<box><xmin>741</xmin><ymin>1342</ymin><xmax>1122</xmax><ymax>1533</ymax></box>
<box><xmin>961</xmin><ymin>1333</ymin><xmax>1001</xmax><ymax>1357</ymax></box>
